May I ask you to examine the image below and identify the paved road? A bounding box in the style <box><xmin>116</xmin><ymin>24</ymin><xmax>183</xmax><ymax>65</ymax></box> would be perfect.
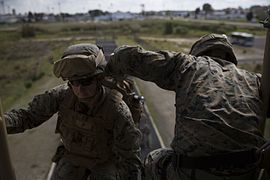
<box><xmin>135</xmin><ymin>78</ymin><xmax>175</xmax><ymax>147</ymax></box>
<box><xmin>237</xmin><ymin>36</ymin><xmax>266</xmax><ymax>65</ymax></box>
<box><xmin>254</xmin><ymin>36</ymin><xmax>266</xmax><ymax>50</ymax></box>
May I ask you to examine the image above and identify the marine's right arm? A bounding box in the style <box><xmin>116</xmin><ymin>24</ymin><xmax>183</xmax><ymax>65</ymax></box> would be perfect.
<box><xmin>106</xmin><ymin>45</ymin><xmax>184</xmax><ymax>91</ymax></box>
<box><xmin>4</xmin><ymin>84</ymin><xmax>68</xmax><ymax>134</ymax></box>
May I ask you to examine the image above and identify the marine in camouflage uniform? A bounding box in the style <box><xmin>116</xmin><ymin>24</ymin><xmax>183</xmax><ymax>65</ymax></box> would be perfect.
<box><xmin>4</xmin><ymin>43</ymin><xmax>142</xmax><ymax>180</ymax></box>
<box><xmin>106</xmin><ymin>34</ymin><xmax>267</xmax><ymax>180</ymax></box>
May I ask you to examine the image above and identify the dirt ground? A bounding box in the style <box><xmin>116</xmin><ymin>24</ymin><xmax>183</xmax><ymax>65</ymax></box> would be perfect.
<box><xmin>8</xmin><ymin>116</ymin><xmax>59</xmax><ymax>180</ymax></box>
<box><xmin>7</xmin><ymin>78</ymin><xmax>62</xmax><ymax>180</ymax></box>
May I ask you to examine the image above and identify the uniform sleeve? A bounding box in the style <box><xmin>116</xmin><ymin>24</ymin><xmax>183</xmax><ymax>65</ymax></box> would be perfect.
<box><xmin>112</xmin><ymin>101</ymin><xmax>142</xmax><ymax>180</ymax></box>
<box><xmin>106</xmin><ymin>45</ymin><xmax>181</xmax><ymax>91</ymax></box>
<box><xmin>4</xmin><ymin>84</ymin><xmax>68</xmax><ymax>134</ymax></box>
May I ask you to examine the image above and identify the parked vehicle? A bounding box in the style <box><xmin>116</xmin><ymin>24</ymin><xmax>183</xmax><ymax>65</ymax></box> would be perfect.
<box><xmin>230</xmin><ymin>31</ymin><xmax>254</xmax><ymax>46</ymax></box>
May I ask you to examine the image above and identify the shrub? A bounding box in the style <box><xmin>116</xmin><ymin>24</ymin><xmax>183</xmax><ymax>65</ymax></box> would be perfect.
<box><xmin>31</xmin><ymin>72</ymin><xmax>45</xmax><ymax>81</ymax></box>
<box><xmin>24</xmin><ymin>82</ymin><xmax>32</xmax><ymax>89</ymax></box>
<box><xmin>175</xmin><ymin>26</ymin><xmax>189</xmax><ymax>35</ymax></box>
<box><xmin>164</xmin><ymin>22</ymin><xmax>173</xmax><ymax>34</ymax></box>
<box><xmin>21</xmin><ymin>24</ymin><xmax>36</xmax><ymax>38</ymax></box>
<box><xmin>254</xmin><ymin>64</ymin><xmax>262</xmax><ymax>73</ymax></box>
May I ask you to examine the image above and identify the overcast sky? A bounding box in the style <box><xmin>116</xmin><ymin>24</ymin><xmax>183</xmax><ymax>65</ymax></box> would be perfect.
<box><xmin>2</xmin><ymin>0</ymin><xmax>270</xmax><ymax>14</ymax></box>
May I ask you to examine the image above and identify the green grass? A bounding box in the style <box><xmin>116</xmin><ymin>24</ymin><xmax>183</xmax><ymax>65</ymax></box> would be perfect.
<box><xmin>1</xmin><ymin>18</ymin><xmax>264</xmax><ymax>41</ymax></box>
<box><xmin>145</xmin><ymin>39</ymin><xmax>190</xmax><ymax>52</ymax></box>
<box><xmin>0</xmin><ymin>38</ymin><xmax>70</xmax><ymax>110</ymax></box>
<box><xmin>116</xmin><ymin>36</ymin><xmax>139</xmax><ymax>46</ymax></box>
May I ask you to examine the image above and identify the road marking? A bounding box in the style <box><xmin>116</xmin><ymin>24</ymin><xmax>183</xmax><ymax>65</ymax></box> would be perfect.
<box><xmin>46</xmin><ymin>162</ymin><xmax>56</xmax><ymax>180</ymax></box>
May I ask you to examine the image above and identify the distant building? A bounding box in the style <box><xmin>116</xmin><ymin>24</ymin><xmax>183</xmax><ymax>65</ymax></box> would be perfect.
<box><xmin>60</xmin><ymin>13</ymin><xmax>90</xmax><ymax>22</ymax></box>
<box><xmin>111</xmin><ymin>11</ymin><xmax>137</xmax><ymax>21</ymax></box>
<box><xmin>173</xmin><ymin>11</ymin><xmax>190</xmax><ymax>17</ymax></box>
<box><xmin>0</xmin><ymin>14</ymin><xmax>19</xmax><ymax>23</ymax></box>
<box><xmin>95</xmin><ymin>11</ymin><xmax>139</xmax><ymax>21</ymax></box>
<box><xmin>43</xmin><ymin>14</ymin><xmax>56</xmax><ymax>22</ymax></box>
<box><xmin>94</xmin><ymin>14</ymin><xmax>112</xmax><ymax>21</ymax></box>
<box><xmin>204</xmin><ymin>8</ymin><xmax>246</xmax><ymax>20</ymax></box>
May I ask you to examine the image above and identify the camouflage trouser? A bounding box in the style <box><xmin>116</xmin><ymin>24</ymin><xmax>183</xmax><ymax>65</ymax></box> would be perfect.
<box><xmin>143</xmin><ymin>148</ymin><xmax>261</xmax><ymax>180</ymax></box>
<box><xmin>51</xmin><ymin>157</ymin><xmax>118</xmax><ymax>180</ymax></box>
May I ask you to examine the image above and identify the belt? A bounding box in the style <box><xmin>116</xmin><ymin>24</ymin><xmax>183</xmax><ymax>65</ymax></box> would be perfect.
<box><xmin>175</xmin><ymin>149</ymin><xmax>259</xmax><ymax>169</ymax></box>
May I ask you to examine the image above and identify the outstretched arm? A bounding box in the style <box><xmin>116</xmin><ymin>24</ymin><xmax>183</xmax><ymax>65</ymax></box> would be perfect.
<box><xmin>106</xmin><ymin>45</ymin><xmax>181</xmax><ymax>91</ymax></box>
<box><xmin>4</xmin><ymin>84</ymin><xmax>68</xmax><ymax>134</ymax></box>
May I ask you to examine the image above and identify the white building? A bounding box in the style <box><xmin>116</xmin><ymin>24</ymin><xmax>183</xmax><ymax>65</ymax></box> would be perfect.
<box><xmin>0</xmin><ymin>14</ymin><xmax>19</xmax><ymax>23</ymax></box>
<box><xmin>95</xmin><ymin>12</ymin><xmax>138</xmax><ymax>21</ymax></box>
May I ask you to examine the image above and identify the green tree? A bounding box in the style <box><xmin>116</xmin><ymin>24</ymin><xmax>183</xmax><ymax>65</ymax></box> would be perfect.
<box><xmin>164</xmin><ymin>22</ymin><xmax>173</xmax><ymax>34</ymax></box>
<box><xmin>195</xmin><ymin>7</ymin><xmax>200</xmax><ymax>19</ymax></box>
<box><xmin>250</xmin><ymin>5</ymin><xmax>269</xmax><ymax>21</ymax></box>
<box><xmin>88</xmin><ymin>9</ymin><xmax>105</xmax><ymax>19</ymax></box>
<box><xmin>224</xmin><ymin>8</ymin><xmax>231</xmax><ymax>15</ymax></box>
<box><xmin>27</xmin><ymin>11</ymin><xmax>34</xmax><ymax>22</ymax></box>
<box><xmin>202</xmin><ymin>3</ymin><xmax>213</xmax><ymax>19</ymax></box>
<box><xmin>34</xmin><ymin>13</ymin><xmax>44</xmax><ymax>22</ymax></box>
<box><xmin>21</xmin><ymin>24</ymin><xmax>36</xmax><ymax>38</ymax></box>
<box><xmin>246</xmin><ymin>11</ymin><xmax>253</xmax><ymax>21</ymax></box>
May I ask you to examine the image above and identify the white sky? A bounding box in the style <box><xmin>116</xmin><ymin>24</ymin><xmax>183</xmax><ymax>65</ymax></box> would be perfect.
<box><xmin>2</xmin><ymin>0</ymin><xmax>270</xmax><ymax>14</ymax></box>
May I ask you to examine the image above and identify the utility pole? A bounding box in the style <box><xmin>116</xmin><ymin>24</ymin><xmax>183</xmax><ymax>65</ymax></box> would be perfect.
<box><xmin>1</xmin><ymin>1</ymin><xmax>5</xmax><ymax>15</ymax></box>
<box><xmin>58</xmin><ymin>2</ymin><xmax>61</xmax><ymax>14</ymax></box>
<box><xmin>140</xmin><ymin>4</ymin><xmax>145</xmax><ymax>16</ymax></box>
<box><xmin>46</xmin><ymin>6</ymin><xmax>50</xmax><ymax>13</ymax></box>
<box><xmin>110</xmin><ymin>3</ymin><xmax>113</xmax><ymax>12</ymax></box>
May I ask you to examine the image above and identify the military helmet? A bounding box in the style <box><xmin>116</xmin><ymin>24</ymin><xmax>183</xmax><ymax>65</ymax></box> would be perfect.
<box><xmin>189</xmin><ymin>33</ymin><xmax>237</xmax><ymax>65</ymax></box>
<box><xmin>53</xmin><ymin>43</ymin><xmax>106</xmax><ymax>81</ymax></box>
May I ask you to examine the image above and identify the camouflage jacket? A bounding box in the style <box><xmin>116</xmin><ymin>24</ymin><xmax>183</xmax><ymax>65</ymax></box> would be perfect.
<box><xmin>4</xmin><ymin>84</ymin><xmax>141</xmax><ymax>179</ymax></box>
<box><xmin>106</xmin><ymin>45</ymin><xmax>266</xmax><ymax>156</ymax></box>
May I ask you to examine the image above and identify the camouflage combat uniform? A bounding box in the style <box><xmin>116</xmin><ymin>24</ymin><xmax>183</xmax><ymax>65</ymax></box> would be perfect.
<box><xmin>106</xmin><ymin>35</ymin><xmax>266</xmax><ymax>179</ymax></box>
<box><xmin>4</xmin><ymin>83</ymin><xmax>141</xmax><ymax>180</ymax></box>
<box><xmin>4</xmin><ymin>43</ymin><xmax>142</xmax><ymax>180</ymax></box>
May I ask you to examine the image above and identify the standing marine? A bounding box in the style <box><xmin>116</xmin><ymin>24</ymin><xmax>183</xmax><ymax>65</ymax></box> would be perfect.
<box><xmin>106</xmin><ymin>34</ymin><xmax>270</xmax><ymax>180</ymax></box>
<box><xmin>4</xmin><ymin>43</ymin><xmax>142</xmax><ymax>180</ymax></box>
